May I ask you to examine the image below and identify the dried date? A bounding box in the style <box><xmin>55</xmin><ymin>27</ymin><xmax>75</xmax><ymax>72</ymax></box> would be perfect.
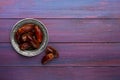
<box><xmin>19</xmin><ymin>42</ymin><xmax>31</xmax><ymax>50</ymax></box>
<box><xmin>21</xmin><ymin>32</ymin><xmax>34</xmax><ymax>42</ymax></box>
<box><xmin>15</xmin><ymin>32</ymin><xmax>21</xmax><ymax>44</ymax></box>
<box><xmin>17</xmin><ymin>24</ymin><xmax>34</xmax><ymax>35</ymax></box>
<box><xmin>46</xmin><ymin>46</ymin><xmax>59</xmax><ymax>58</ymax></box>
<box><xmin>41</xmin><ymin>53</ymin><xmax>54</xmax><ymax>64</ymax></box>
<box><xmin>30</xmin><ymin>38</ymin><xmax>40</xmax><ymax>49</ymax></box>
<box><xmin>41</xmin><ymin>46</ymin><xmax>59</xmax><ymax>64</ymax></box>
<box><xmin>34</xmin><ymin>26</ymin><xmax>43</xmax><ymax>43</ymax></box>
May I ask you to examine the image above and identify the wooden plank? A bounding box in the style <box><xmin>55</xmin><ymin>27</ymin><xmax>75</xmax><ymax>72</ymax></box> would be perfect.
<box><xmin>0</xmin><ymin>0</ymin><xmax>120</xmax><ymax>18</ymax></box>
<box><xmin>0</xmin><ymin>42</ymin><xmax>120</xmax><ymax>66</ymax></box>
<box><xmin>0</xmin><ymin>67</ymin><xmax>120</xmax><ymax>80</ymax></box>
<box><xmin>0</xmin><ymin>18</ymin><xmax>120</xmax><ymax>42</ymax></box>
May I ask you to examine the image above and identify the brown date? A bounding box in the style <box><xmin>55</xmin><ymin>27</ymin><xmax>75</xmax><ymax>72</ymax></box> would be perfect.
<box><xmin>17</xmin><ymin>23</ymin><xmax>34</xmax><ymax>35</ymax></box>
<box><xmin>19</xmin><ymin>42</ymin><xmax>31</xmax><ymax>50</ymax></box>
<box><xmin>15</xmin><ymin>31</ymin><xmax>21</xmax><ymax>44</ymax></box>
<box><xmin>41</xmin><ymin>46</ymin><xmax>59</xmax><ymax>64</ymax></box>
<box><xmin>41</xmin><ymin>53</ymin><xmax>54</xmax><ymax>64</ymax></box>
<box><xmin>21</xmin><ymin>32</ymin><xmax>34</xmax><ymax>42</ymax></box>
<box><xmin>46</xmin><ymin>46</ymin><xmax>59</xmax><ymax>58</ymax></box>
<box><xmin>34</xmin><ymin>26</ymin><xmax>43</xmax><ymax>43</ymax></box>
<box><xmin>21</xmin><ymin>33</ymin><xmax>28</xmax><ymax>42</ymax></box>
<box><xmin>30</xmin><ymin>38</ymin><xmax>40</xmax><ymax>49</ymax></box>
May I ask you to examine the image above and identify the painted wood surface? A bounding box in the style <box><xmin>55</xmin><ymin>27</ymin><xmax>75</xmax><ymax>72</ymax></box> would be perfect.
<box><xmin>0</xmin><ymin>43</ymin><xmax>120</xmax><ymax>66</ymax></box>
<box><xmin>0</xmin><ymin>0</ymin><xmax>120</xmax><ymax>80</ymax></box>
<box><xmin>0</xmin><ymin>18</ymin><xmax>120</xmax><ymax>42</ymax></box>
<box><xmin>0</xmin><ymin>0</ymin><xmax>120</xmax><ymax>18</ymax></box>
<box><xmin>0</xmin><ymin>67</ymin><xmax>120</xmax><ymax>80</ymax></box>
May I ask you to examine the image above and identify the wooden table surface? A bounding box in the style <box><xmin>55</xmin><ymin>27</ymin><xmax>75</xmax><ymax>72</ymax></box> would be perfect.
<box><xmin>0</xmin><ymin>0</ymin><xmax>120</xmax><ymax>80</ymax></box>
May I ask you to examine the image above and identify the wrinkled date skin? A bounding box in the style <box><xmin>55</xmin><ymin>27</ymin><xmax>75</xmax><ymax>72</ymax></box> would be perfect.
<box><xmin>15</xmin><ymin>23</ymin><xmax>43</xmax><ymax>51</ymax></box>
<box><xmin>41</xmin><ymin>46</ymin><xmax>59</xmax><ymax>64</ymax></box>
<box><xmin>41</xmin><ymin>53</ymin><xmax>54</xmax><ymax>64</ymax></box>
<box><xmin>30</xmin><ymin>38</ymin><xmax>40</xmax><ymax>49</ymax></box>
<box><xmin>46</xmin><ymin>46</ymin><xmax>59</xmax><ymax>58</ymax></box>
<box><xmin>19</xmin><ymin>42</ymin><xmax>31</xmax><ymax>50</ymax></box>
<box><xmin>17</xmin><ymin>24</ymin><xmax>34</xmax><ymax>35</ymax></box>
<box><xmin>20</xmin><ymin>32</ymin><xmax>33</xmax><ymax>42</ymax></box>
<box><xmin>34</xmin><ymin>26</ymin><xmax>43</xmax><ymax>43</ymax></box>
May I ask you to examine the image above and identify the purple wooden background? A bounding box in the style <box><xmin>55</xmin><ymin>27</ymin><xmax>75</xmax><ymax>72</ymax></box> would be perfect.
<box><xmin>0</xmin><ymin>0</ymin><xmax>120</xmax><ymax>80</ymax></box>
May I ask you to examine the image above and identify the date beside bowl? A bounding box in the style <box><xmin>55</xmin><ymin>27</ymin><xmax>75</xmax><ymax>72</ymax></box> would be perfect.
<box><xmin>10</xmin><ymin>18</ymin><xmax>48</xmax><ymax>57</ymax></box>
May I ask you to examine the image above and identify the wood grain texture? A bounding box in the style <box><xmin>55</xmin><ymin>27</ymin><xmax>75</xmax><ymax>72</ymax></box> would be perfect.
<box><xmin>0</xmin><ymin>67</ymin><xmax>120</xmax><ymax>80</ymax></box>
<box><xmin>0</xmin><ymin>43</ymin><xmax>120</xmax><ymax>66</ymax></box>
<box><xmin>0</xmin><ymin>0</ymin><xmax>120</xmax><ymax>18</ymax></box>
<box><xmin>0</xmin><ymin>18</ymin><xmax>120</xmax><ymax>42</ymax></box>
<box><xmin>0</xmin><ymin>0</ymin><xmax>120</xmax><ymax>79</ymax></box>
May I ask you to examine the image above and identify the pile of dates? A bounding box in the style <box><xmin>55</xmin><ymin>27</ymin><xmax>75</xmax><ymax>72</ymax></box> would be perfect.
<box><xmin>15</xmin><ymin>23</ymin><xmax>59</xmax><ymax>65</ymax></box>
<box><xmin>15</xmin><ymin>23</ymin><xmax>43</xmax><ymax>50</ymax></box>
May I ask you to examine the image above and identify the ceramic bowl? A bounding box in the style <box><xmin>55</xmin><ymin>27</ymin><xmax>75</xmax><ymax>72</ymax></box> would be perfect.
<box><xmin>10</xmin><ymin>18</ymin><xmax>49</xmax><ymax>57</ymax></box>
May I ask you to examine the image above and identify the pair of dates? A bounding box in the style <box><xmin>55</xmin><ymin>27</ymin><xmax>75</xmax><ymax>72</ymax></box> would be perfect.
<box><xmin>42</xmin><ymin>46</ymin><xmax>59</xmax><ymax>64</ymax></box>
<box><xmin>15</xmin><ymin>23</ymin><xmax>43</xmax><ymax>50</ymax></box>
